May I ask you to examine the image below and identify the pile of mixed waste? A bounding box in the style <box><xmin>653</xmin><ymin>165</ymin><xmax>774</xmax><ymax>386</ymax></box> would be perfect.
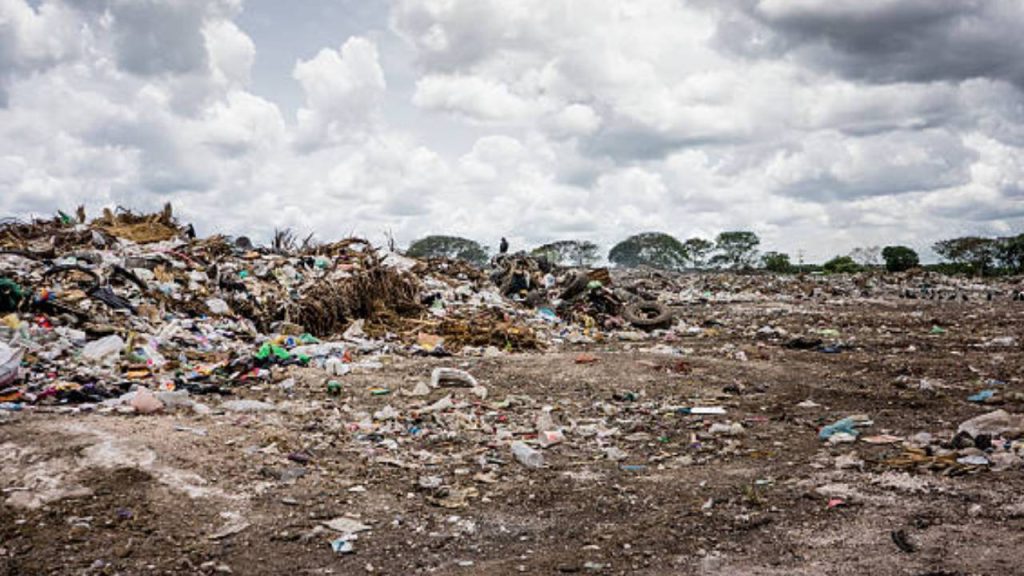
<box><xmin>4</xmin><ymin>205</ymin><xmax>1022</xmax><ymax>415</ymax></box>
<box><xmin>0</xmin><ymin>206</ymin><xmax>679</xmax><ymax>413</ymax></box>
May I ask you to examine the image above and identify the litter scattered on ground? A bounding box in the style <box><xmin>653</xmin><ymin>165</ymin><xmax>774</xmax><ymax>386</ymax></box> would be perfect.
<box><xmin>4</xmin><ymin>206</ymin><xmax>1024</xmax><ymax>574</ymax></box>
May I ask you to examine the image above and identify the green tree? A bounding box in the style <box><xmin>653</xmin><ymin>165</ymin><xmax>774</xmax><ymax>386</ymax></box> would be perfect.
<box><xmin>531</xmin><ymin>240</ymin><xmax>600</xmax><ymax>267</ymax></box>
<box><xmin>608</xmin><ymin>232</ymin><xmax>687</xmax><ymax>270</ymax></box>
<box><xmin>849</xmin><ymin>246</ymin><xmax>881</xmax><ymax>267</ymax></box>
<box><xmin>711</xmin><ymin>231</ymin><xmax>760</xmax><ymax>269</ymax></box>
<box><xmin>407</xmin><ymin>235</ymin><xmax>489</xmax><ymax>267</ymax></box>
<box><xmin>823</xmin><ymin>255</ymin><xmax>862</xmax><ymax>274</ymax></box>
<box><xmin>681</xmin><ymin>237</ymin><xmax>714</xmax><ymax>269</ymax></box>
<box><xmin>933</xmin><ymin>236</ymin><xmax>997</xmax><ymax>276</ymax></box>
<box><xmin>881</xmin><ymin>246</ymin><xmax>919</xmax><ymax>272</ymax></box>
<box><xmin>994</xmin><ymin>234</ymin><xmax>1024</xmax><ymax>274</ymax></box>
<box><xmin>761</xmin><ymin>251</ymin><xmax>793</xmax><ymax>273</ymax></box>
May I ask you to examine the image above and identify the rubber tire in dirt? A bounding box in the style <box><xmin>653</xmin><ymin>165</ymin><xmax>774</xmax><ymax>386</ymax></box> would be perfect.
<box><xmin>622</xmin><ymin>301</ymin><xmax>673</xmax><ymax>330</ymax></box>
<box><xmin>559</xmin><ymin>271</ymin><xmax>589</xmax><ymax>300</ymax></box>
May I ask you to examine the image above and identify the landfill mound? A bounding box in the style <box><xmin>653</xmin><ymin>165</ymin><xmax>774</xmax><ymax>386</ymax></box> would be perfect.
<box><xmin>3</xmin><ymin>207</ymin><xmax>1024</xmax><ymax>575</ymax></box>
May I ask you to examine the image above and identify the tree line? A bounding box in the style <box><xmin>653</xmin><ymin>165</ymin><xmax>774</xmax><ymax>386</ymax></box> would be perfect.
<box><xmin>405</xmin><ymin>231</ymin><xmax>1024</xmax><ymax>276</ymax></box>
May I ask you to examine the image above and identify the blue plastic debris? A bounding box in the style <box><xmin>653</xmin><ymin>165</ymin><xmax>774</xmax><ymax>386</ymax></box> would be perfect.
<box><xmin>537</xmin><ymin>307</ymin><xmax>559</xmax><ymax>322</ymax></box>
<box><xmin>819</xmin><ymin>417</ymin><xmax>859</xmax><ymax>440</ymax></box>
<box><xmin>331</xmin><ymin>537</ymin><xmax>354</xmax><ymax>554</ymax></box>
<box><xmin>968</xmin><ymin>390</ymin><xmax>995</xmax><ymax>402</ymax></box>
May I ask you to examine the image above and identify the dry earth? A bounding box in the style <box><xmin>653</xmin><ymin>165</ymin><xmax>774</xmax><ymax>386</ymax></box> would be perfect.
<box><xmin>2</xmin><ymin>296</ymin><xmax>1023</xmax><ymax>575</ymax></box>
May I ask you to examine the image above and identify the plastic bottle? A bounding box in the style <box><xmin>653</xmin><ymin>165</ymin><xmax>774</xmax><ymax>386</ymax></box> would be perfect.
<box><xmin>511</xmin><ymin>441</ymin><xmax>544</xmax><ymax>468</ymax></box>
<box><xmin>82</xmin><ymin>335</ymin><xmax>125</xmax><ymax>363</ymax></box>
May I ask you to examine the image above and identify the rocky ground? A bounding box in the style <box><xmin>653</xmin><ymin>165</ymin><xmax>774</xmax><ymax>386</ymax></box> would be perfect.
<box><xmin>2</xmin><ymin>294</ymin><xmax>1023</xmax><ymax>575</ymax></box>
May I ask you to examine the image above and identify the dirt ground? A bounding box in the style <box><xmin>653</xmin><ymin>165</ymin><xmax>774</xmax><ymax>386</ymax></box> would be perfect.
<box><xmin>2</xmin><ymin>296</ymin><xmax>1023</xmax><ymax>575</ymax></box>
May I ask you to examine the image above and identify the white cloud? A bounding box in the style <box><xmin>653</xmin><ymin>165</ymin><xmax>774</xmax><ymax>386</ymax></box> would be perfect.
<box><xmin>0</xmin><ymin>0</ymin><xmax>1022</xmax><ymax>264</ymax></box>
<box><xmin>205</xmin><ymin>19</ymin><xmax>255</xmax><ymax>88</ymax></box>
<box><xmin>292</xmin><ymin>36</ymin><xmax>386</xmax><ymax>149</ymax></box>
<box><xmin>550</xmin><ymin>104</ymin><xmax>601</xmax><ymax>137</ymax></box>
<box><xmin>413</xmin><ymin>74</ymin><xmax>537</xmax><ymax>123</ymax></box>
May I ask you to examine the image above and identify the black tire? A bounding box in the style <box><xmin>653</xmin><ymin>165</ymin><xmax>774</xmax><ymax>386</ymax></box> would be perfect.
<box><xmin>559</xmin><ymin>271</ymin><xmax>589</xmax><ymax>300</ymax></box>
<box><xmin>622</xmin><ymin>301</ymin><xmax>673</xmax><ymax>330</ymax></box>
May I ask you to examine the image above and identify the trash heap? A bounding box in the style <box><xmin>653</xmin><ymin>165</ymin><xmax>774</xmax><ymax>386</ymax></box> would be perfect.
<box><xmin>0</xmin><ymin>207</ymin><xmax>686</xmax><ymax>413</ymax></box>
<box><xmin>3</xmin><ymin>208</ymin><xmax>1024</xmax><ymax>573</ymax></box>
<box><xmin>4</xmin><ymin>204</ymin><xmax>1018</xmax><ymax>416</ymax></box>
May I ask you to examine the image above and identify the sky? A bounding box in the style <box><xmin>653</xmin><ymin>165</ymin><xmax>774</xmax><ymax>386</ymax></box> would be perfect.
<box><xmin>1</xmin><ymin>0</ymin><xmax>1023</xmax><ymax>262</ymax></box>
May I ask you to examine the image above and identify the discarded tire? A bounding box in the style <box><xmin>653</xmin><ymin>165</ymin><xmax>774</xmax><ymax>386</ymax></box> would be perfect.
<box><xmin>622</xmin><ymin>301</ymin><xmax>673</xmax><ymax>330</ymax></box>
<box><xmin>559</xmin><ymin>271</ymin><xmax>589</xmax><ymax>301</ymax></box>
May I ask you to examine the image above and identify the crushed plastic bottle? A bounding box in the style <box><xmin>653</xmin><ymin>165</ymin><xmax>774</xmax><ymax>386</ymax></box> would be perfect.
<box><xmin>511</xmin><ymin>441</ymin><xmax>544</xmax><ymax>468</ymax></box>
<box><xmin>81</xmin><ymin>335</ymin><xmax>125</xmax><ymax>363</ymax></box>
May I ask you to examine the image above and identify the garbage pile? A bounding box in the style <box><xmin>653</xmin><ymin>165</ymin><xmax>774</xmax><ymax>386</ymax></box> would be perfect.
<box><xmin>0</xmin><ymin>207</ymin><xmax>687</xmax><ymax>414</ymax></box>
<box><xmin>4</xmin><ymin>204</ymin><xmax>1017</xmax><ymax>417</ymax></box>
<box><xmin>658</xmin><ymin>268</ymin><xmax>1020</xmax><ymax>304</ymax></box>
<box><xmin>4</xmin><ymin>209</ymin><xmax>1024</xmax><ymax>573</ymax></box>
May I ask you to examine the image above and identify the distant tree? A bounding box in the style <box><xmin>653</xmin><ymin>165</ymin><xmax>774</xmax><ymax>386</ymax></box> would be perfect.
<box><xmin>681</xmin><ymin>237</ymin><xmax>714</xmax><ymax>269</ymax></box>
<box><xmin>407</xmin><ymin>235</ymin><xmax>489</xmax><ymax>267</ymax></box>
<box><xmin>608</xmin><ymin>232</ymin><xmax>687</xmax><ymax>271</ymax></box>
<box><xmin>933</xmin><ymin>236</ymin><xmax>997</xmax><ymax>276</ymax></box>
<box><xmin>823</xmin><ymin>255</ymin><xmax>862</xmax><ymax>274</ymax></box>
<box><xmin>710</xmin><ymin>231</ymin><xmax>760</xmax><ymax>269</ymax></box>
<box><xmin>761</xmin><ymin>251</ymin><xmax>793</xmax><ymax>273</ymax></box>
<box><xmin>994</xmin><ymin>234</ymin><xmax>1024</xmax><ymax>274</ymax></box>
<box><xmin>849</xmin><ymin>246</ymin><xmax>881</xmax><ymax>267</ymax></box>
<box><xmin>531</xmin><ymin>240</ymin><xmax>600</xmax><ymax>267</ymax></box>
<box><xmin>881</xmin><ymin>246</ymin><xmax>919</xmax><ymax>273</ymax></box>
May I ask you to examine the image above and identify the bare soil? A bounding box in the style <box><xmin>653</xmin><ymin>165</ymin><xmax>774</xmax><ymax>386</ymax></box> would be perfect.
<box><xmin>2</xmin><ymin>297</ymin><xmax>1023</xmax><ymax>575</ymax></box>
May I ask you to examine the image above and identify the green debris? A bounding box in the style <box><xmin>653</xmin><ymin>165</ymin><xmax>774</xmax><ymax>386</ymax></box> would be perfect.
<box><xmin>0</xmin><ymin>278</ymin><xmax>24</xmax><ymax>313</ymax></box>
<box><xmin>255</xmin><ymin>342</ymin><xmax>309</xmax><ymax>364</ymax></box>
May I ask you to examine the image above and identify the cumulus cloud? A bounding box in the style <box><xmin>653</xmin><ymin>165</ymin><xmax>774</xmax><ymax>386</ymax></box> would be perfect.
<box><xmin>718</xmin><ymin>0</ymin><xmax>1024</xmax><ymax>88</ymax></box>
<box><xmin>292</xmin><ymin>36</ymin><xmax>386</xmax><ymax>149</ymax></box>
<box><xmin>0</xmin><ymin>0</ymin><xmax>1022</xmax><ymax>262</ymax></box>
<box><xmin>107</xmin><ymin>0</ymin><xmax>209</xmax><ymax>76</ymax></box>
<box><xmin>0</xmin><ymin>0</ymin><xmax>82</xmax><ymax>104</ymax></box>
<box><xmin>767</xmin><ymin>129</ymin><xmax>976</xmax><ymax>200</ymax></box>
